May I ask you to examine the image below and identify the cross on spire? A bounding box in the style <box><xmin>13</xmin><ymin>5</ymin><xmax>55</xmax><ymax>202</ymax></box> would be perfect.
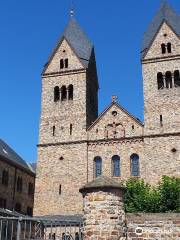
<box><xmin>70</xmin><ymin>0</ymin><xmax>75</xmax><ymax>17</ymax></box>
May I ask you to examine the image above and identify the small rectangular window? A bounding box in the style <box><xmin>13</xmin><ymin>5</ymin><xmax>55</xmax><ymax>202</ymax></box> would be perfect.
<box><xmin>160</xmin><ymin>115</ymin><xmax>163</xmax><ymax>126</ymax></box>
<box><xmin>59</xmin><ymin>184</ymin><xmax>62</xmax><ymax>195</ymax></box>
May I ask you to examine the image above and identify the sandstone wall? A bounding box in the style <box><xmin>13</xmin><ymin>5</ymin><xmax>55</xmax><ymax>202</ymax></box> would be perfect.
<box><xmin>126</xmin><ymin>213</ymin><xmax>180</xmax><ymax>240</ymax></box>
<box><xmin>87</xmin><ymin>140</ymin><xmax>144</xmax><ymax>183</ymax></box>
<box><xmin>34</xmin><ymin>143</ymin><xmax>88</xmax><ymax>216</ymax></box>
<box><xmin>143</xmin><ymin>23</ymin><xmax>180</xmax><ymax>135</ymax></box>
<box><xmin>88</xmin><ymin>104</ymin><xmax>143</xmax><ymax>141</ymax></box>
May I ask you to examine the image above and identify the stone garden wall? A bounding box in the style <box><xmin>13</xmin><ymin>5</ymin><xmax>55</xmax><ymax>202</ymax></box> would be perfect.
<box><xmin>126</xmin><ymin>213</ymin><xmax>180</xmax><ymax>240</ymax></box>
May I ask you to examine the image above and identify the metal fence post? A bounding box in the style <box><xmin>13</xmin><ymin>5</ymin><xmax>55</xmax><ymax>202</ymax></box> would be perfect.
<box><xmin>16</xmin><ymin>218</ymin><xmax>22</xmax><ymax>240</ymax></box>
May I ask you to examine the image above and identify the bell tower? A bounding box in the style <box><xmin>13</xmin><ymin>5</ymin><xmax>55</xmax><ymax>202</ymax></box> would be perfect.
<box><xmin>142</xmin><ymin>2</ymin><xmax>180</xmax><ymax>135</ymax></box>
<box><xmin>34</xmin><ymin>17</ymin><xmax>99</xmax><ymax>215</ymax></box>
<box><xmin>39</xmin><ymin>17</ymin><xmax>98</xmax><ymax>144</ymax></box>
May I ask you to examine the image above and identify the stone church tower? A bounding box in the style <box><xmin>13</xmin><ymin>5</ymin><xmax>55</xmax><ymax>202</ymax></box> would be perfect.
<box><xmin>34</xmin><ymin>2</ymin><xmax>180</xmax><ymax>216</ymax></box>
<box><xmin>142</xmin><ymin>2</ymin><xmax>180</xmax><ymax>135</ymax></box>
<box><xmin>34</xmin><ymin>18</ymin><xmax>99</xmax><ymax>215</ymax></box>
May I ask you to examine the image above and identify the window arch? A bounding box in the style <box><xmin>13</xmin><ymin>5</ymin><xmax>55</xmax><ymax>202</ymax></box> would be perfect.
<box><xmin>94</xmin><ymin>156</ymin><xmax>102</xmax><ymax>178</ymax></box>
<box><xmin>161</xmin><ymin>43</ymin><xmax>166</xmax><ymax>54</ymax></box>
<box><xmin>68</xmin><ymin>84</ymin><xmax>73</xmax><ymax>100</ymax></box>
<box><xmin>112</xmin><ymin>155</ymin><xmax>120</xmax><ymax>177</ymax></box>
<box><xmin>130</xmin><ymin>154</ymin><xmax>139</xmax><ymax>177</ymax></box>
<box><xmin>174</xmin><ymin>70</ymin><xmax>180</xmax><ymax>87</ymax></box>
<box><xmin>54</xmin><ymin>86</ymin><xmax>60</xmax><ymax>102</ymax></box>
<box><xmin>60</xmin><ymin>59</ymin><xmax>64</xmax><ymax>69</ymax></box>
<box><xmin>167</xmin><ymin>42</ymin><xmax>172</xmax><ymax>53</ymax></box>
<box><xmin>61</xmin><ymin>86</ymin><xmax>67</xmax><ymax>101</ymax></box>
<box><xmin>157</xmin><ymin>72</ymin><xmax>164</xmax><ymax>90</ymax></box>
<box><xmin>65</xmin><ymin>59</ymin><xmax>68</xmax><ymax>68</ymax></box>
<box><xmin>165</xmin><ymin>71</ymin><xmax>172</xmax><ymax>88</ymax></box>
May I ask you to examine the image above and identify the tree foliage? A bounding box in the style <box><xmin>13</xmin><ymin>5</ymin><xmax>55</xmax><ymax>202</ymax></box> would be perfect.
<box><xmin>124</xmin><ymin>176</ymin><xmax>180</xmax><ymax>213</ymax></box>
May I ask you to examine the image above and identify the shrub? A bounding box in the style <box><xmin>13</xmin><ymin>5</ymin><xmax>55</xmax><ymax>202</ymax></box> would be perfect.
<box><xmin>158</xmin><ymin>176</ymin><xmax>180</xmax><ymax>213</ymax></box>
<box><xmin>124</xmin><ymin>176</ymin><xmax>180</xmax><ymax>213</ymax></box>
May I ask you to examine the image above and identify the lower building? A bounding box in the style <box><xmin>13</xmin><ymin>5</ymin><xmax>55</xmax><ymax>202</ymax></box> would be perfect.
<box><xmin>0</xmin><ymin>139</ymin><xmax>35</xmax><ymax>216</ymax></box>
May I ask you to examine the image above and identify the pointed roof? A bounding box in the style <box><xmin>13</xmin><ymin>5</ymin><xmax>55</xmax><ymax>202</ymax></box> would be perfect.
<box><xmin>0</xmin><ymin>139</ymin><xmax>35</xmax><ymax>175</ymax></box>
<box><xmin>141</xmin><ymin>2</ymin><xmax>180</xmax><ymax>59</ymax></box>
<box><xmin>79</xmin><ymin>175</ymin><xmax>125</xmax><ymax>193</ymax></box>
<box><xmin>87</xmin><ymin>101</ymin><xmax>143</xmax><ymax>131</ymax></box>
<box><xmin>43</xmin><ymin>18</ymin><xmax>93</xmax><ymax>73</ymax></box>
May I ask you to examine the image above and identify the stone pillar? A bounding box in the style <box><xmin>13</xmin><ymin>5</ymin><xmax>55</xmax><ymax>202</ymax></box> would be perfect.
<box><xmin>79</xmin><ymin>176</ymin><xmax>126</xmax><ymax>240</ymax></box>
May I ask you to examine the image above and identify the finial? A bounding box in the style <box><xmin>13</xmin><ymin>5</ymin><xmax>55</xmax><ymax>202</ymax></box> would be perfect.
<box><xmin>111</xmin><ymin>95</ymin><xmax>118</xmax><ymax>103</ymax></box>
<box><xmin>70</xmin><ymin>0</ymin><xmax>75</xmax><ymax>17</ymax></box>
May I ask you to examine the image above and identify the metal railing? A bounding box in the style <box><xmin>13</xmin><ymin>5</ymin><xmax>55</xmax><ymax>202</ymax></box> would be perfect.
<box><xmin>0</xmin><ymin>216</ymin><xmax>83</xmax><ymax>240</ymax></box>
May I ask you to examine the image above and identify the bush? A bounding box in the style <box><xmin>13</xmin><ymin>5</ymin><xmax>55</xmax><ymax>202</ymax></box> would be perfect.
<box><xmin>158</xmin><ymin>176</ymin><xmax>180</xmax><ymax>212</ymax></box>
<box><xmin>124</xmin><ymin>176</ymin><xmax>180</xmax><ymax>213</ymax></box>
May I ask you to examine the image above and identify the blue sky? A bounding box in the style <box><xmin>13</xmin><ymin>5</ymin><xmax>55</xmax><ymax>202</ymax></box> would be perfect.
<box><xmin>0</xmin><ymin>0</ymin><xmax>179</xmax><ymax>162</ymax></box>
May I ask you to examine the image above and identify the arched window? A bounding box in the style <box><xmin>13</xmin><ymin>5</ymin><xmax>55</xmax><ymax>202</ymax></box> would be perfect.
<box><xmin>65</xmin><ymin>59</ymin><xmax>68</xmax><ymax>68</ymax></box>
<box><xmin>165</xmin><ymin>71</ymin><xmax>172</xmax><ymax>88</ymax></box>
<box><xmin>161</xmin><ymin>43</ymin><xmax>166</xmax><ymax>54</ymax></box>
<box><xmin>68</xmin><ymin>84</ymin><xmax>73</xmax><ymax>100</ymax></box>
<box><xmin>167</xmin><ymin>42</ymin><xmax>172</xmax><ymax>53</ymax></box>
<box><xmin>2</xmin><ymin>170</ymin><xmax>8</xmax><ymax>186</ymax></box>
<box><xmin>174</xmin><ymin>70</ymin><xmax>180</xmax><ymax>87</ymax></box>
<box><xmin>130</xmin><ymin>154</ymin><xmax>139</xmax><ymax>177</ymax></box>
<box><xmin>54</xmin><ymin>86</ymin><xmax>60</xmax><ymax>102</ymax></box>
<box><xmin>112</xmin><ymin>155</ymin><xmax>120</xmax><ymax>177</ymax></box>
<box><xmin>61</xmin><ymin>86</ymin><xmax>67</xmax><ymax>101</ymax></box>
<box><xmin>94</xmin><ymin>156</ymin><xmax>102</xmax><ymax>178</ymax></box>
<box><xmin>157</xmin><ymin>72</ymin><xmax>164</xmax><ymax>90</ymax></box>
<box><xmin>60</xmin><ymin>59</ymin><xmax>64</xmax><ymax>69</ymax></box>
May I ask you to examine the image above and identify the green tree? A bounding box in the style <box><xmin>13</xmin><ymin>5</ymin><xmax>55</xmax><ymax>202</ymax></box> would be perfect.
<box><xmin>124</xmin><ymin>178</ymin><xmax>160</xmax><ymax>213</ymax></box>
<box><xmin>158</xmin><ymin>176</ymin><xmax>180</xmax><ymax>212</ymax></box>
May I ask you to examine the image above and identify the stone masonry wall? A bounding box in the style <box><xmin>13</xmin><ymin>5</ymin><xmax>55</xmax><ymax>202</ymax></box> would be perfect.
<box><xmin>126</xmin><ymin>213</ymin><xmax>180</xmax><ymax>240</ymax></box>
<box><xmin>82</xmin><ymin>190</ymin><xmax>126</xmax><ymax>240</ymax></box>
<box><xmin>87</xmin><ymin>140</ymin><xmax>144</xmax><ymax>183</ymax></box>
<box><xmin>143</xmin><ymin>22</ymin><xmax>180</xmax><ymax>135</ymax></box>
<box><xmin>0</xmin><ymin>158</ymin><xmax>35</xmax><ymax>215</ymax></box>
<box><xmin>34</xmin><ymin>143</ymin><xmax>88</xmax><ymax>216</ymax></box>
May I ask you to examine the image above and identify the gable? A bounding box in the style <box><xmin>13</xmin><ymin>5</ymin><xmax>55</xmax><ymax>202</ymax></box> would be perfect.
<box><xmin>44</xmin><ymin>38</ymin><xmax>84</xmax><ymax>74</ymax></box>
<box><xmin>88</xmin><ymin>103</ymin><xmax>143</xmax><ymax>141</ymax></box>
<box><xmin>144</xmin><ymin>21</ymin><xmax>180</xmax><ymax>60</ymax></box>
<box><xmin>141</xmin><ymin>2</ymin><xmax>180</xmax><ymax>59</ymax></box>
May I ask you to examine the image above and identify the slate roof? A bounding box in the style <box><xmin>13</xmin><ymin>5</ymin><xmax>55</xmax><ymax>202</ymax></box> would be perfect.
<box><xmin>36</xmin><ymin>214</ymin><xmax>83</xmax><ymax>224</ymax></box>
<box><xmin>141</xmin><ymin>2</ymin><xmax>180</xmax><ymax>59</ymax></box>
<box><xmin>0</xmin><ymin>139</ymin><xmax>35</xmax><ymax>175</ymax></box>
<box><xmin>43</xmin><ymin>17</ymin><xmax>93</xmax><ymax>73</ymax></box>
<box><xmin>79</xmin><ymin>175</ymin><xmax>125</xmax><ymax>193</ymax></box>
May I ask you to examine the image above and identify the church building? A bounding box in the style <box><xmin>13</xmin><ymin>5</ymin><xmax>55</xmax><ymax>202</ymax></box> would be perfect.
<box><xmin>34</xmin><ymin>2</ymin><xmax>180</xmax><ymax>216</ymax></box>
